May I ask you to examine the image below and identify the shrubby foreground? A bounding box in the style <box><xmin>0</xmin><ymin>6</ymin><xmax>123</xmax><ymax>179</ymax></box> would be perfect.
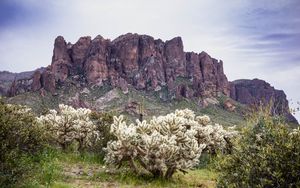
<box><xmin>0</xmin><ymin>102</ymin><xmax>48</xmax><ymax>186</ymax></box>
<box><xmin>1</xmin><ymin>102</ymin><xmax>300</xmax><ymax>187</ymax></box>
<box><xmin>216</xmin><ymin>112</ymin><xmax>300</xmax><ymax>187</ymax></box>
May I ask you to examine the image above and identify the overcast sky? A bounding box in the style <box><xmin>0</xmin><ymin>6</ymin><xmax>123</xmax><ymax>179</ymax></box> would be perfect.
<box><xmin>0</xmin><ymin>0</ymin><xmax>299</xmax><ymax>121</ymax></box>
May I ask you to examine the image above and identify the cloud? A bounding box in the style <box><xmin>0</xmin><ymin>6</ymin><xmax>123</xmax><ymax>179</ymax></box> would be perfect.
<box><xmin>0</xmin><ymin>0</ymin><xmax>299</xmax><ymax>120</ymax></box>
<box><xmin>0</xmin><ymin>0</ymin><xmax>51</xmax><ymax>29</ymax></box>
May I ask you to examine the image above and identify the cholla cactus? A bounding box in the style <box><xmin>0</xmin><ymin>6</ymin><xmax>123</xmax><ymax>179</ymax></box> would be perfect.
<box><xmin>172</xmin><ymin>109</ymin><xmax>237</xmax><ymax>153</ymax></box>
<box><xmin>105</xmin><ymin>108</ymin><xmax>237</xmax><ymax>179</ymax></box>
<box><xmin>194</xmin><ymin>124</ymin><xmax>238</xmax><ymax>154</ymax></box>
<box><xmin>196</xmin><ymin>115</ymin><xmax>210</xmax><ymax>126</ymax></box>
<box><xmin>37</xmin><ymin>104</ymin><xmax>97</xmax><ymax>151</ymax></box>
<box><xmin>6</xmin><ymin>104</ymin><xmax>32</xmax><ymax>114</ymax></box>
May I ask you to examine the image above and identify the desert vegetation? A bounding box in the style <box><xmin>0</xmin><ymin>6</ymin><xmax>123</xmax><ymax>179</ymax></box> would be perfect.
<box><xmin>216</xmin><ymin>108</ymin><xmax>300</xmax><ymax>187</ymax></box>
<box><xmin>37</xmin><ymin>104</ymin><xmax>98</xmax><ymax>152</ymax></box>
<box><xmin>105</xmin><ymin>109</ymin><xmax>237</xmax><ymax>179</ymax></box>
<box><xmin>1</xmin><ymin>100</ymin><xmax>300</xmax><ymax>187</ymax></box>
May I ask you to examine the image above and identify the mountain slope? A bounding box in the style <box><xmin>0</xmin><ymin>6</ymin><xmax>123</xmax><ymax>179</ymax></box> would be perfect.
<box><xmin>5</xmin><ymin>79</ymin><xmax>245</xmax><ymax>126</ymax></box>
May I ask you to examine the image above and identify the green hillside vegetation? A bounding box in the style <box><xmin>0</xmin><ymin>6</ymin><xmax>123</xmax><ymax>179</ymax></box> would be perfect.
<box><xmin>4</xmin><ymin>80</ymin><xmax>246</xmax><ymax>127</ymax></box>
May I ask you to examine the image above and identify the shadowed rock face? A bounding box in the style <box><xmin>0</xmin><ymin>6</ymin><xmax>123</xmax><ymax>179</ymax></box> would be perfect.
<box><xmin>0</xmin><ymin>33</ymin><xmax>297</xmax><ymax>123</ymax></box>
<box><xmin>230</xmin><ymin>79</ymin><xmax>298</xmax><ymax>124</ymax></box>
<box><xmin>70</xmin><ymin>36</ymin><xmax>91</xmax><ymax>75</ymax></box>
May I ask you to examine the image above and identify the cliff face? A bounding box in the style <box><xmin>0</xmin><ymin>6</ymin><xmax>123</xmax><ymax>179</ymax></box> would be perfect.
<box><xmin>230</xmin><ymin>79</ymin><xmax>298</xmax><ymax>124</ymax></box>
<box><xmin>12</xmin><ymin>33</ymin><xmax>229</xmax><ymax>100</ymax></box>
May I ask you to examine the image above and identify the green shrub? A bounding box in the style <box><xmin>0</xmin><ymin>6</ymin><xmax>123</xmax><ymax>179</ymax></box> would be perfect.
<box><xmin>216</xmin><ymin>113</ymin><xmax>300</xmax><ymax>187</ymax></box>
<box><xmin>0</xmin><ymin>102</ymin><xmax>49</xmax><ymax>187</ymax></box>
<box><xmin>89</xmin><ymin>111</ymin><xmax>114</xmax><ymax>155</ymax></box>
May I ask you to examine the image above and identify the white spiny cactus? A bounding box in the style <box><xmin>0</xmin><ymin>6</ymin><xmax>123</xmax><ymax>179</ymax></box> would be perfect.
<box><xmin>37</xmin><ymin>104</ymin><xmax>97</xmax><ymax>151</ymax></box>
<box><xmin>105</xmin><ymin>108</ymin><xmax>237</xmax><ymax>179</ymax></box>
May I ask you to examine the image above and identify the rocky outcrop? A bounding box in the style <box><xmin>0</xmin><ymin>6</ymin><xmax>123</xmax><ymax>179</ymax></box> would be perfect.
<box><xmin>31</xmin><ymin>71</ymin><xmax>42</xmax><ymax>91</ymax></box>
<box><xmin>35</xmin><ymin>33</ymin><xmax>229</xmax><ymax>99</ymax></box>
<box><xmin>165</xmin><ymin>37</ymin><xmax>186</xmax><ymax>82</ymax></box>
<box><xmin>84</xmin><ymin>35</ymin><xmax>109</xmax><ymax>85</ymax></box>
<box><xmin>71</xmin><ymin>36</ymin><xmax>91</xmax><ymax>75</ymax></box>
<box><xmin>41</xmin><ymin>68</ymin><xmax>56</xmax><ymax>94</ymax></box>
<box><xmin>230</xmin><ymin>79</ymin><xmax>298</xmax><ymax>124</ymax></box>
<box><xmin>51</xmin><ymin>36</ymin><xmax>71</xmax><ymax>83</ymax></box>
<box><xmin>185</xmin><ymin>51</ymin><xmax>229</xmax><ymax>98</ymax></box>
<box><xmin>0</xmin><ymin>68</ymin><xmax>45</xmax><ymax>96</ymax></box>
<box><xmin>8</xmin><ymin>78</ymin><xmax>33</xmax><ymax>96</ymax></box>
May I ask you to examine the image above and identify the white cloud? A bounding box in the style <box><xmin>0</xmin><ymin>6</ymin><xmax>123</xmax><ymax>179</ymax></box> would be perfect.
<box><xmin>0</xmin><ymin>0</ymin><xmax>299</xmax><ymax>121</ymax></box>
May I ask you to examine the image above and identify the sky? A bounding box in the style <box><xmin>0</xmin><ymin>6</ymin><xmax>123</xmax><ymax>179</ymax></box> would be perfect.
<box><xmin>0</xmin><ymin>0</ymin><xmax>299</xmax><ymax>121</ymax></box>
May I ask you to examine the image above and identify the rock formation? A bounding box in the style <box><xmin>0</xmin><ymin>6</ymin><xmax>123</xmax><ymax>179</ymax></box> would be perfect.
<box><xmin>0</xmin><ymin>68</ymin><xmax>45</xmax><ymax>96</ymax></box>
<box><xmin>0</xmin><ymin>33</ymin><xmax>297</xmax><ymax>123</ymax></box>
<box><xmin>230</xmin><ymin>79</ymin><xmax>298</xmax><ymax>123</ymax></box>
<box><xmin>14</xmin><ymin>33</ymin><xmax>229</xmax><ymax>99</ymax></box>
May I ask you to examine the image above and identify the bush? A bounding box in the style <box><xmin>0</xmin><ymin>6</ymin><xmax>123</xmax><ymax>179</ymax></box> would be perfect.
<box><xmin>216</xmin><ymin>113</ymin><xmax>300</xmax><ymax>187</ymax></box>
<box><xmin>105</xmin><ymin>109</ymin><xmax>236</xmax><ymax>179</ymax></box>
<box><xmin>37</xmin><ymin>104</ymin><xmax>98</xmax><ymax>152</ymax></box>
<box><xmin>0</xmin><ymin>102</ymin><xmax>48</xmax><ymax>187</ymax></box>
<box><xmin>89</xmin><ymin>111</ymin><xmax>114</xmax><ymax>155</ymax></box>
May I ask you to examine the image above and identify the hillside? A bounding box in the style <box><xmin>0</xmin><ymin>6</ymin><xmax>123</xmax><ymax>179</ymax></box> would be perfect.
<box><xmin>5</xmin><ymin>79</ymin><xmax>245</xmax><ymax>126</ymax></box>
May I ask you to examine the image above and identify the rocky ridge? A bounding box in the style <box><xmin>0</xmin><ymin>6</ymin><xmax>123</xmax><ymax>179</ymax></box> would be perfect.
<box><xmin>0</xmin><ymin>33</ymin><xmax>297</xmax><ymax>124</ymax></box>
<box><xmin>0</xmin><ymin>68</ymin><xmax>45</xmax><ymax>96</ymax></box>
<box><xmin>4</xmin><ymin>33</ymin><xmax>230</xmax><ymax>100</ymax></box>
<box><xmin>230</xmin><ymin>79</ymin><xmax>298</xmax><ymax>123</ymax></box>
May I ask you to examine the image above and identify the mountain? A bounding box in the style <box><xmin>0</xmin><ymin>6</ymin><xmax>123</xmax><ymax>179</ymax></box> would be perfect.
<box><xmin>0</xmin><ymin>68</ymin><xmax>45</xmax><ymax>96</ymax></box>
<box><xmin>230</xmin><ymin>79</ymin><xmax>298</xmax><ymax>123</ymax></box>
<box><xmin>0</xmin><ymin>33</ymin><xmax>297</xmax><ymax>124</ymax></box>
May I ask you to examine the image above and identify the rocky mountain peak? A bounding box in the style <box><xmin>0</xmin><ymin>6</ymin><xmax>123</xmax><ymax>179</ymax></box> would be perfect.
<box><xmin>5</xmin><ymin>33</ymin><xmax>230</xmax><ymax>100</ymax></box>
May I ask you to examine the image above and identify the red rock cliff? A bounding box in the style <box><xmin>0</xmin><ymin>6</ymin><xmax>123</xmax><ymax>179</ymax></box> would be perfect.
<box><xmin>230</xmin><ymin>79</ymin><xmax>298</xmax><ymax>124</ymax></box>
<box><xmin>37</xmin><ymin>33</ymin><xmax>230</xmax><ymax>99</ymax></box>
